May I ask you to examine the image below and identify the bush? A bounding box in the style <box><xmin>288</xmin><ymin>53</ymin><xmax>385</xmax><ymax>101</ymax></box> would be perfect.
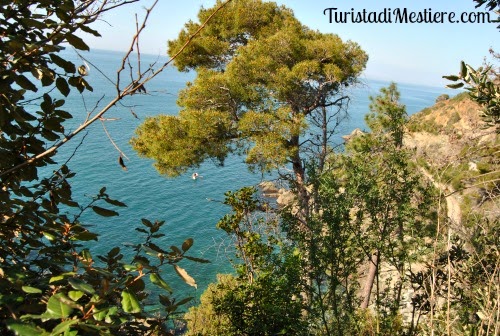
<box><xmin>436</xmin><ymin>94</ymin><xmax>450</xmax><ymax>103</ymax></box>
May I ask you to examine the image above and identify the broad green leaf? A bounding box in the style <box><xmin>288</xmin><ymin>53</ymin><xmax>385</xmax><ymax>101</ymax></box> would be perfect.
<box><xmin>133</xmin><ymin>256</ymin><xmax>151</xmax><ymax>267</ymax></box>
<box><xmin>446</xmin><ymin>82</ymin><xmax>464</xmax><ymax>89</ymax></box>
<box><xmin>73</xmin><ymin>231</ymin><xmax>98</xmax><ymax>241</ymax></box>
<box><xmin>103</xmin><ymin>197</ymin><xmax>127</xmax><ymax>207</ymax></box>
<box><xmin>442</xmin><ymin>75</ymin><xmax>459</xmax><ymax>81</ymax></box>
<box><xmin>170</xmin><ymin>246</ymin><xmax>182</xmax><ymax>255</ymax></box>
<box><xmin>15</xmin><ymin>75</ymin><xmax>38</xmax><ymax>92</ymax></box>
<box><xmin>141</xmin><ymin>218</ymin><xmax>153</xmax><ymax>228</ymax></box>
<box><xmin>128</xmin><ymin>278</ymin><xmax>145</xmax><ymax>293</ymax></box>
<box><xmin>80</xmin><ymin>78</ymin><xmax>93</xmax><ymax>92</ymax></box>
<box><xmin>68</xmin><ymin>291</ymin><xmax>84</xmax><ymax>302</ymax></box>
<box><xmin>22</xmin><ymin>286</ymin><xmax>42</xmax><ymax>294</ymax></box>
<box><xmin>93</xmin><ymin>306</ymin><xmax>118</xmax><ymax>323</ymax></box>
<box><xmin>182</xmin><ymin>238</ymin><xmax>194</xmax><ymax>252</ymax></box>
<box><xmin>31</xmin><ymin>68</ymin><xmax>43</xmax><ymax>80</ymax></box>
<box><xmin>159</xmin><ymin>294</ymin><xmax>171</xmax><ymax>307</ymax></box>
<box><xmin>80</xmin><ymin>249</ymin><xmax>92</xmax><ymax>264</ymax></box>
<box><xmin>49</xmin><ymin>276</ymin><xmax>65</xmax><ymax>283</ymax></box>
<box><xmin>91</xmin><ymin>268</ymin><xmax>114</xmax><ymax>278</ymax></box>
<box><xmin>460</xmin><ymin>60</ymin><xmax>467</xmax><ymax>77</ymax></box>
<box><xmin>50</xmin><ymin>319</ymin><xmax>78</xmax><ymax>336</ymax></box>
<box><xmin>94</xmin><ymin>306</ymin><xmax>118</xmax><ymax>323</ymax></box>
<box><xmin>184</xmin><ymin>255</ymin><xmax>211</xmax><ymax>264</ymax></box>
<box><xmin>65</xmin><ymin>34</ymin><xmax>89</xmax><ymax>51</ymax></box>
<box><xmin>123</xmin><ymin>264</ymin><xmax>137</xmax><ymax>271</ymax></box>
<box><xmin>68</xmin><ymin>278</ymin><xmax>95</xmax><ymax>295</ymax></box>
<box><xmin>141</xmin><ymin>245</ymin><xmax>159</xmax><ymax>257</ymax></box>
<box><xmin>46</xmin><ymin>294</ymin><xmax>73</xmax><ymax>318</ymax></box>
<box><xmin>21</xmin><ymin>17</ymin><xmax>46</xmax><ymax>29</ymax></box>
<box><xmin>79</xmin><ymin>24</ymin><xmax>101</xmax><ymax>37</ymax></box>
<box><xmin>108</xmin><ymin>246</ymin><xmax>121</xmax><ymax>257</ymax></box>
<box><xmin>174</xmin><ymin>265</ymin><xmax>197</xmax><ymax>289</ymax></box>
<box><xmin>56</xmin><ymin>77</ymin><xmax>70</xmax><ymax>97</ymax></box>
<box><xmin>49</xmin><ymin>54</ymin><xmax>76</xmax><ymax>73</ymax></box>
<box><xmin>146</xmin><ymin>242</ymin><xmax>167</xmax><ymax>254</ymax></box>
<box><xmin>93</xmin><ymin>308</ymin><xmax>108</xmax><ymax>321</ymax></box>
<box><xmin>121</xmin><ymin>289</ymin><xmax>141</xmax><ymax>313</ymax></box>
<box><xmin>175</xmin><ymin>296</ymin><xmax>194</xmax><ymax>307</ymax></box>
<box><xmin>6</xmin><ymin>321</ymin><xmax>48</xmax><ymax>336</ymax></box>
<box><xmin>20</xmin><ymin>314</ymin><xmax>44</xmax><ymax>320</ymax></box>
<box><xmin>150</xmin><ymin>273</ymin><xmax>173</xmax><ymax>293</ymax></box>
<box><xmin>43</xmin><ymin>232</ymin><xmax>56</xmax><ymax>241</ymax></box>
<box><xmin>104</xmin><ymin>307</ymin><xmax>118</xmax><ymax>323</ymax></box>
<box><xmin>49</xmin><ymin>272</ymin><xmax>76</xmax><ymax>284</ymax></box>
<box><xmin>91</xmin><ymin>206</ymin><xmax>119</xmax><ymax>217</ymax></box>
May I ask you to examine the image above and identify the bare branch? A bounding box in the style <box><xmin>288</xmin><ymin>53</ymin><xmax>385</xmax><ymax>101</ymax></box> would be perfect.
<box><xmin>100</xmin><ymin>118</ymin><xmax>130</xmax><ymax>160</ymax></box>
<box><xmin>116</xmin><ymin>0</ymin><xmax>158</xmax><ymax>93</ymax></box>
<box><xmin>135</xmin><ymin>13</ymin><xmax>141</xmax><ymax>78</ymax></box>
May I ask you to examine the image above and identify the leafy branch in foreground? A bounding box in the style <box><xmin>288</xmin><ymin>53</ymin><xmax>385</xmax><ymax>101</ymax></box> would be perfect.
<box><xmin>0</xmin><ymin>0</ymin><xmax>230</xmax><ymax>334</ymax></box>
<box><xmin>5</xmin><ymin>216</ymin><xmax>205</xmax><ymax>335</ymax></box>
<box><xmin>0</xmin><ymin>0</ymin><xmax>233</xmax><ymax>180</ymax></box>
<box><xmin>444</xmin><ymin>56</ymin><xmax>500</xmax><ymax>131</ymax></box>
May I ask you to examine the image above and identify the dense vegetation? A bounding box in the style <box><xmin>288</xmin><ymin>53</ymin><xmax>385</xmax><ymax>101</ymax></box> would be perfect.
<box><xmin>1</xmin><ymin>0</ymin><xmax>498</xmax><ymax>335</ymax></box>
<box><xmin>0</xmin><ymin>1</ymin><xmax>208</xmax><ymax>335</ymax></box>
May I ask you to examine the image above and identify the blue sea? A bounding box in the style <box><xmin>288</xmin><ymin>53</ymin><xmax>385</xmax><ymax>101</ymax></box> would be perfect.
<box><xmin>40</xmin><ymin>49</ymin><xmax>450</xmax><ymax>306</ymax></box>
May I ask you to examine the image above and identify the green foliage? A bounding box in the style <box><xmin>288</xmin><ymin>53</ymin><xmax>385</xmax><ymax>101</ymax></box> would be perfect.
<box><xmin>341</xmin><ymin>87</ymin><xmax>436</xmax><ymax>334</ymax></box>
<box><xmin>278</xmin><ymin>84</ymin><xmax>438</xmax><ymax>335</ymax></box>
<box><xmin>283</xmin><ymin>162</ymin><xmax>365</xmax><ymax>335</ymax></box>
<box><xmin>131</xmin><ymin>109</ymin><xmax>235</xmax><ymax>176</ymax></box>
<box><xmin>2</xmin><ymin>201</ymin><xmax>203</xmax><ymax>335</ymax></box>
<box><xmin>365</xmin><ymin>82</ymin><xmax>407</xmax><ymax>147</ymax></box>
<box><xmin>167</xmin><ymin>0</ymin><xmax>298</xmax><ymax>72</ymax></box>
<box><xmin>132</xmin><ymin>0</ymin><xmax>368</xmax><ymax>178</ymax></box>
<box><xmin>444</xmin><ymin>59</ymin><xmax>499</xmax><ymax>130</ymax></box>
<box><xmin>446</xmin><ymin>111</ymin><xmax>462</xmax><ymax>128</ymax></box>
<box><xmin>185</xmin><ymin>188</ymin><xmax>307</xmax><ymax>336</ymax></box>
<box><xmin>0</xmin><ymin>0</ymin><xmax>98</xmax><ymax>181</ymax></box>
<box><xmin>409</xmin><ymin>220</ymin><xmax>499</xmax><ymax>336</ymax></box>
<box><xmin>407</xmin><ymin>118</ymin><xmax>441</xmax><ymax>134</ymax></box>
<box><xmin>0</xmin><ymin>1</ymin><xmax>207</xmax><ymax>334</ymax></box>
<box><xmin>184</xmin><ymin>274</ymin><xmax>236</xmax><ymax>336</ymax></box>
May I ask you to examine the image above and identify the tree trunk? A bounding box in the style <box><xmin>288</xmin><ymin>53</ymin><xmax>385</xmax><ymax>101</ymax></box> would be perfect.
<box><xmin>361</xmin><ymin>252</ymin><xmax>379</xmax><ymax>309</ymax></box>
<box><xmin>290</xmin><ymin>134</ymin><xmax>310</xmax><ymax>221</ymax></box>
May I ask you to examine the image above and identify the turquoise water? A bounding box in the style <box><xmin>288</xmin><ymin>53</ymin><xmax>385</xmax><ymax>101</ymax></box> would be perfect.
<box><xmin>41</xmin><ymin>49</ymin><xmax>450</xmax><ymax>303</ymax></box>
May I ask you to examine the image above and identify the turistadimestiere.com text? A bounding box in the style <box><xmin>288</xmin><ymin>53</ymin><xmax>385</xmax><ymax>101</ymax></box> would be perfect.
<box><xmin>324</xmin><ymin>7</ymin><xmax>495</xmax><ymax>24</ymax></box>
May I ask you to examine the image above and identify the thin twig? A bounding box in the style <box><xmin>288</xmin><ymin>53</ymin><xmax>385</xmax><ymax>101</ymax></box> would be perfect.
<box><xmin>116</xmin><ymin>0</ymin><xmax>158</xmax><ymax>93</ymax></box>
<box><xmin>100</xmin><ymin>118</ymin><xmax>130</xmax><ymax>160</ymax></box>
<box><xmin>135</xmin><ymin>13</ymin><xmax>141</xmax><ymax>78</ymax></box>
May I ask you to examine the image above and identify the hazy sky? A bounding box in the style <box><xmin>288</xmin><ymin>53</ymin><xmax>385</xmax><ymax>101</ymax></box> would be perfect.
<box><xmin>83</xmin><ymin>0</ymin><xmax>499</xmax><ymax>87</ymax></box>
